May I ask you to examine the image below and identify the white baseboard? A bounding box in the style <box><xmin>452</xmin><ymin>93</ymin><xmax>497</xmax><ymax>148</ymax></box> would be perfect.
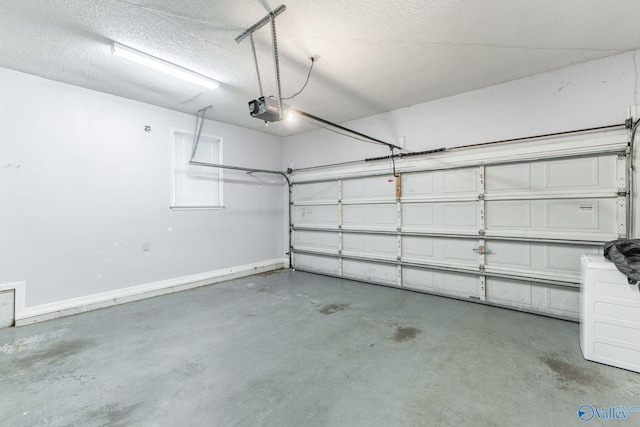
<box><xmin>14</xmin><ymin>258</ymin><xmax>287</xmax><ymax>327</ymax></box>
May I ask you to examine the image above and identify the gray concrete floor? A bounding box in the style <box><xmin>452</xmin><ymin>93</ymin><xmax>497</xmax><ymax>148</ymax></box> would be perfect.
<box><xmin>1</xmin><ymin>270</ymin><xmax>640</xmax><ymax>427</ymax></box>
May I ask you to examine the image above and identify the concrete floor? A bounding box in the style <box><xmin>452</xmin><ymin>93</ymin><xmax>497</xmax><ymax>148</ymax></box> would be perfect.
<box><xmin>1</xmin><ymin>270</ymin><xmax>640</xmax><ymax>427</ymax></box>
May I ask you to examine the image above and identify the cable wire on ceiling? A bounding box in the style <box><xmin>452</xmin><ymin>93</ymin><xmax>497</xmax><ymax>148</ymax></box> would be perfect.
<box><xmin>283</xmin><ymin>57</ymin><xmax>315</xmax><ymax>100</ymax></box>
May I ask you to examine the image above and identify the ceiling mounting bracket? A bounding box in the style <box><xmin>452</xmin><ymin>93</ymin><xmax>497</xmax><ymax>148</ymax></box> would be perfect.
<box><xmin>234</xmin><ymin>5</ymin><xmax>286</xmax><ymax>44</ymax></box>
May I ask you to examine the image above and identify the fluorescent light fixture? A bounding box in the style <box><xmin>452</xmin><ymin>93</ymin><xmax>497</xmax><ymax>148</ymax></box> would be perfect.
<box><xmin>111</xmin><ymin>42</ymin><xmax>219</xmax><ymax>90</ymax></box>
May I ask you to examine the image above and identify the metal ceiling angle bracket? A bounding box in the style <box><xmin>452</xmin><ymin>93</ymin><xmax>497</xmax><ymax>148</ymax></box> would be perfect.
<box><xmin>190</xmin><ymin>105</ymin><xmax>211</xmax><ymax>162</ymax></box>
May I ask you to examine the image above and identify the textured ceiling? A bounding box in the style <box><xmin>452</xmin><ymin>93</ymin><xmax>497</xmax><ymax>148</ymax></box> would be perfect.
<box><xmin>2</xmin><ymin>0</ymin><xmax>640</xmax><ymax>136</ymax></box>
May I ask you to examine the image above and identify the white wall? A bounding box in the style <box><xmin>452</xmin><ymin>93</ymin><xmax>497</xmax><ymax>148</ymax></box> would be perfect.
<box><xmin>0</xmin><ymin>67</ymin><xmax>286</xmax><ymax>308</ymax></box>
<box><xmin>285</xmin><ymin>49</ymin><xmax>639</xmax><ymax>168</ymax></box>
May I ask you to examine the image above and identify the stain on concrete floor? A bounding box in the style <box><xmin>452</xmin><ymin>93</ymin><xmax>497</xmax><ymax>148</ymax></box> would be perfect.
<box><xmin>4</xmin><ymin>338</ymin><xmax>94</xmax><ymax>371</ymax></box>
<box><xmin>539</xmin><ymin>352</ymin><xmax>614</xmax><ymax>390</ymax></box>
<box><xmin>392</xmin><ymin>327</ymin><xmax>421</xmax><ymax>342</ymax></box>
<box><xmin>317</xmin><ymin>303</ymin><xmax>351</xmax><ymax>315</ymax></box>
<box><xmin>255</xmin><ymin>269</ymin><xmax>286</xmax><ymax>277</ymax></box>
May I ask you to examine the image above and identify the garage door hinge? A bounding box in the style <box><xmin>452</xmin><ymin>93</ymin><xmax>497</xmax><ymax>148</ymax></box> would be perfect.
<box><xmin>478</xmin><ymin>229</ymin><xmax>486</xmax><ymax>236</ymax></box>
<box><xmin>479</xmin><ymin>265</ymin><xmax>485</xmax><ymax>272</ymax></box>
<box><xmin>618</xmin><ymin>190</ymin><xmax>628</xmax><ymax>197</ymax></box>
<box><xmin>478</xmin><ymin>194</ymin><xmax>485</xmax><ymax>201</ymax></box>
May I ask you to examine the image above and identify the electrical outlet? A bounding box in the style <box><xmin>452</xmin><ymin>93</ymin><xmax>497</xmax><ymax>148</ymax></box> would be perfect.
<box><xmin>142</xmin><ymin>242</ymin><xmax>150</xmax><ymax>251</ymax></box>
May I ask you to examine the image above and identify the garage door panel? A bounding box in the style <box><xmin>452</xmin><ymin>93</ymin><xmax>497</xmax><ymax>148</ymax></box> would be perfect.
<box><xmin>403</xmin><ymin>172</ymin><xmax>434</xmax><ymax>197</ymax></box>
<box><xmin>342</xmin><ymin>177</ymin><xmax>396</xmax><ymax>200</ymax></box>
<box><xmin>343</xmin><ymin>234</ymin><xmax>397</xmax><ymax>258</ymax></box>
<box><xmin>294</xmin><ymin>253</ymin><xmax>340</xmax><ymax>275</ymax></box>
<box><xmin>545</xmin><ymin>244</ymin><xmax>601</xmax><ymax>272</ymax></box>
<box><xmin>546</xmin><ymin>199</ymin><xmax>618</xmax><ymax>237</ymax></box>
<box><xmin>487</xmin><ymin>278</ymin><xmax>533</xmax><ymax>306</ymax></box>
<box><xmin>486</xmin><ymin>278</ymin><xmax>579</xmax><ymax>320</ymax></box>
<box><xmin>544</xmin><ymin>156</ymin><xmax>615</xmax><ymax>189</ymax></box>
<box><xmin>486</xmin><ymin>241</ymin><xmax>532</xmax><ymax>267</ymax></box>
<box><xmin>403</xmin><ymin>268</ymin><xmax>479</xmax><ymax>298</ymax></box>
<box><xmin>403</xmin><ymin>169</ymin><xmax>479</xmax><ymax>198</ymax></box>
<box><xmin>294</xmin><ymin>205</ymin><xmax>339</xmax><ymax>227</ymax></box>
<box><xmin>543</xmin><ymin>286</ymin><xmax>580</xmax><ymax>318</ymax></box>
<box><xmin>402</xmin><ymin>235</ymin><xmax>435</xmax><ymax>258</ymax></box>
<box><xmin>342</xmin><ymin>260</ymin><xmax>397</xmax><ymax>286</ymax></box>
<box><xmin>486</xmin><ymin>199</ymin><xmax>617</xmax><ymax>237</ymax></box>
<box><xmin>294</xmin><ymin>182</ymin><xmax>338</xmax><ymax>202</ymax></box>
<box><xmin>486</xmin><ymin>163</ymin><xmax>532</xmax><ymax>191</ymax></box>
<box><xmin>403</xmin><ymin>202</ymin><xmax>478</xmax><ymax>232</ymax></box>
<box><xmin>436</xmin><ymin>271</ymin><xmax>481</xmax><ymax>298</ymax></box>
<box><xmin>443</xmin><ymin>202</ymin><xmax>477</xmax><ymax>226</ymax></box>
<box><xmin>485</xmin><ymin>241</ymin><xmax>601</xmax><ymax>282</ymax></box>
<box><xmin>443</xmin><ymin>239</ymin><xmax>478</xmax><ymax>261</ymax></box>
<box><xmin>403</xmin><ymin>267</ymin><xmax>435</xmax><ymax>292</ymax></box>
<box><xmin>442</xmin><ymin>169</ymin><xmax>478</xmax><ymax>193</ymax></box>
<box><xmin>485</xmin><ymin>202</ymin><xmax>531</xmax><ymax>228</ymax></box>
<box><xmin>402</xmin><ymin>236</ymin><xmax>478</xmax><ymax>267</ymax></box>
<box><xmin>546</xmin><ymin>200</ymin><xmax>598</xmax><ymax>229</ymax></box>
<box><xmin>293</xmin><ymin>230</ymin><xmax>339</xmax><ymax>252</ymax></box>
<box><xmin>402</xmin><ymin>204</ymin><xmax>434</xmax><ymax>228</ymax></box>
<box><xmin>342</xmin><ymin>204</ymin><xmax>396</xmax><ymax>229</ymax></box>
<box><xmin>485</xmin><ymin>155</ymin><xmax>618</xmax><ymax>194</ymax></box>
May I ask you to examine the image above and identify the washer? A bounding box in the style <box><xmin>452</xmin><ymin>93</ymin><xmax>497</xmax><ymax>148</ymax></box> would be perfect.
<box><xmin>580</xmin><ymin>254</ymin><xmax>640</xmax><ymax>373</ymax></box>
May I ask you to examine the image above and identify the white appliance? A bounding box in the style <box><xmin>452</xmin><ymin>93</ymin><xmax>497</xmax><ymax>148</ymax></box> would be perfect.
<box><xmin>580</xmin><ymin>254</ymin><xmax>640</xmax><ymax>373</ymax></box>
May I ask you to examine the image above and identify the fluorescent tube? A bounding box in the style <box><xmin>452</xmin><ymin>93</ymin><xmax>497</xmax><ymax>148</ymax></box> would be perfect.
<box><xmin>111</xmin><ymin>42</ymin><xmax>219</xmax><ymax>90</ymax></box>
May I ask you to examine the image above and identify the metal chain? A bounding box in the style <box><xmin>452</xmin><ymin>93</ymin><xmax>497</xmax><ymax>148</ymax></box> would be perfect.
<box><xmin>270</xmin><ymin>14</ymin><xmax>283</xmax><ymax>119</ymax></box>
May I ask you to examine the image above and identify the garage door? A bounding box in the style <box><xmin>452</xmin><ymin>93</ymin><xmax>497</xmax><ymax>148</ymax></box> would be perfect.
<box><xmin>290</xmin><ymin>131</ymin><xmax>630</xmax><ymax>320</ymax></box>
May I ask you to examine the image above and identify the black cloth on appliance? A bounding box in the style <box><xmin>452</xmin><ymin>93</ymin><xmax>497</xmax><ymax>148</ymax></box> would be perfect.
<box><xmin>604</xmin><ymin>239</ymin><xmax>640</xmax><ymax>285</ymax></box>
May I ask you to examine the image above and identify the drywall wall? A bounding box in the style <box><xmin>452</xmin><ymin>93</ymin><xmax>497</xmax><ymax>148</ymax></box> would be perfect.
<box><xmin>285</xmin><ymin>49</ymin><xmax>639</xmax><ymax>167</ymax></box>
<box><xmin>0</xmin><ymin>67</ymin><xmax>286</xmax><ymax>309</ymax></box>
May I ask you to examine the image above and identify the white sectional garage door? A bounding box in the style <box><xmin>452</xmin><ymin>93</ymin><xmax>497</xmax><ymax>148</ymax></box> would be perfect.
<box><xmin>290</xmin><ymin>132</ymin><xmax>630</xmax><ymax>320</ymax></box>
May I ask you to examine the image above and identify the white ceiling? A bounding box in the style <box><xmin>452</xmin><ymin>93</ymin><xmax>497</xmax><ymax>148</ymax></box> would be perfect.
<box><xmin>2</xmin><ymin>0</ymin><xmax>640</xmax><ymax>137</ymax></box>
